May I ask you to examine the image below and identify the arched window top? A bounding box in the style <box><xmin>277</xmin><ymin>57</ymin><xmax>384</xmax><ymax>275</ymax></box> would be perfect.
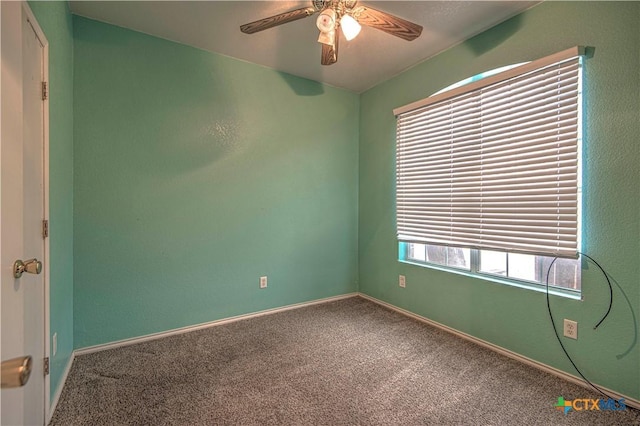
<box><xmin>431</xmin><ymin>62</ymin><xmax>528</xmax><ymax>97</ymax></box>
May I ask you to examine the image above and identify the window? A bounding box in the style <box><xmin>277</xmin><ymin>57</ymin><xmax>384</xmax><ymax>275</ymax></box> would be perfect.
<box><xmin>407</xmin><ymin>243</ymin><xmax>471</xmax><ymax>269</ymax></box>
<box><xmin>395</xmin><ymin>47</ymin><xmax>586</xmax><ymax>293</ymax></box>
<box><xmin>402</xmin><ymin>243</ymin><xmax>581</xmax><ymax>291</ymax></box>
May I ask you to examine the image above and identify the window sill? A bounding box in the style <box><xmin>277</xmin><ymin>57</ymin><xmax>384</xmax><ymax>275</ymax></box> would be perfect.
<box><xmin>398</xmin><ymin>259</ymin><xmax>582</xmax><ymax>300</ymax></box>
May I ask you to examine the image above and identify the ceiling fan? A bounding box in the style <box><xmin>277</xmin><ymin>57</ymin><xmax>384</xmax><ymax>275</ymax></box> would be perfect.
<box><xmin>240</xmin><ymin>0</ymin><xmax>423</xmax><ymax>66</ymax></box>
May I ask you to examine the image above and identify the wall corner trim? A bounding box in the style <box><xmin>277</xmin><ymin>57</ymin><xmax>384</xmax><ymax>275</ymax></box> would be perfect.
<box><xmin>48</xmin><ymin>352</ymin><xmax>75</xmax><ymax>424</ymax></box>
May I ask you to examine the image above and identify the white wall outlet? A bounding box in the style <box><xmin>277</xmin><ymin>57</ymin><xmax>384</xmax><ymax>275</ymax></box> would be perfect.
<box><xmin>260</xmin><ymin>276</ymin><xmax>268</xmax><ymax>289</ymax></box>
<box><xmin>563</xmin><ymin>319</ymin><xmax>578</xmax><ymax>339</ymax></box>
<box><xmin>53</xmin><ymin>332</ymin><xmax>57</xmax><ymax>356</ymax></box>
<box><xmin>399</xmin><ymin>275</ymin><xmax>406</xmax><ymax>288</ymax></box>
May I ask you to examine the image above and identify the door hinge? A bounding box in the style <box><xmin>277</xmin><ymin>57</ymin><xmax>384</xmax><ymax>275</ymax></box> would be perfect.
<box><xmin>44</xmin><ymin>357</ymin><xmax>49</xmax><ymax>376</ymax></box>
<box><xmin>42</xmin><ymin>219</ymin><xmax>49</xmax><ymax>238</ymax></box>
<box><xmin>42</xmin><ymin>81</ymin><xmax>48</xmax><ymax>101</ymax></box>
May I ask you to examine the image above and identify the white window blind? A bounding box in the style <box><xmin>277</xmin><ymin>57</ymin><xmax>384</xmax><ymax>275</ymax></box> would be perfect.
<box><xmin>395</xmin><ymin>47</ymin><xmax>585</xmax><ymax>258</ymax></box>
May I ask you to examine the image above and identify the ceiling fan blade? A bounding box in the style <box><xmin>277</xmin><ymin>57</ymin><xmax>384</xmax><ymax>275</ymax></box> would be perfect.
<box><xmin>356</xmin><ymin>6</ymin><xmax>423</xmax><ymax>41</ymax></box>
<box><xmin>321</xmin><ymin>43</ymin><xmax>336</xmax><ymax>65</ymax></box>
<box><xmin>321</xmin><ymin>32</ymin><xmax>339</xmax><ymax>65</ymax></box>
<box><xmin>240</xmin><ymin>7</ymin><xmax>316</xmax><ymax>34</ymax></box>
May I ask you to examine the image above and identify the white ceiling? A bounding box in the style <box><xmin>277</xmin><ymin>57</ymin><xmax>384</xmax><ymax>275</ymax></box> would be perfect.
<box><xmin>69</xmin><ymin>1</ymin><xmax>538</xmax><ymax>93</ymax></box>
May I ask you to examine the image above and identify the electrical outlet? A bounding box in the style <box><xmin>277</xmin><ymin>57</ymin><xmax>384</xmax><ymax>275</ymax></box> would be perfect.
<box><xmin>564</xmin><ymin>319</ymin><xmax>578</xmax><ymax>339</ymax></box>
<box><xmin>399</xmin><ymin>275</ymin><xmax>406</xmax><ymax>288</ymax></box>
<box><xmin>53</xmin><ymin>332</ymin><xmax>57</xmax><ymax>356</ymax></box>
<box><xmin>260</xmin><ymin>276</ymin><xmax>268</xmax><ymax>289</ymax></box>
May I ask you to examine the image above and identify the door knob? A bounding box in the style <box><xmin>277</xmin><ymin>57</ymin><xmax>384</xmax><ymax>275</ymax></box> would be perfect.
<box><xmin>13</xmin><ymin>258</ymin><xmax>42</xmax><ymax>279</ymax></box>
<box><xmin>1</xmin><ymin>356</ymin><xmax>32</xmax><ymax>388</ymax></box>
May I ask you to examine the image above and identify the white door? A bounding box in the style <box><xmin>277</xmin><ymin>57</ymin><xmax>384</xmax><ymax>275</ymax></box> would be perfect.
<box><xmin>1</xmin><ymin>2</ymin><xmax>47</xmax><ymax>425</ymax></box>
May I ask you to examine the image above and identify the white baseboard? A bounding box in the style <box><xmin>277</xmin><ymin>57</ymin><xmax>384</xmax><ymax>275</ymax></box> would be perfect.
<box><xmin>357</xmin><ymin>292</ymin><xmax>640</xmax><ymax>410</ymax></box>
<box><xmin>75</xmin><ymin>293</ymin><xmax>359</xmax><ymax>356</ymax></box>
<box><xmin>48</xmin><ymin>350</ymin><xmax>75</xmax><ymax>424</ymax></box>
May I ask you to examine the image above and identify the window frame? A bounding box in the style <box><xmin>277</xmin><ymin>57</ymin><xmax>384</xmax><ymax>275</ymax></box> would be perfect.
<box><xmin>400</xmin><ymin>242</ymin><xmax>582</xmax><ymax>298</ymax></box>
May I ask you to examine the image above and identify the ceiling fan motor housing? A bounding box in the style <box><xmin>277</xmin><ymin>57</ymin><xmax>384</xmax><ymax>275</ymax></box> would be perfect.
<box><xmin>314</xmin><ymin>1</ymin><xmax>358</xmax><ymax>15</ymax></box>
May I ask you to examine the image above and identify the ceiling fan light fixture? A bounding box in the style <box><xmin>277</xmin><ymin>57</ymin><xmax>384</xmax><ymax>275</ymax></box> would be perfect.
<box><xmin>316</xmin><ymin>8</ymin><xmax>336</xmax><ymax>32</ymax></box>
<box><xmin>317</xmin><ymin>28</ymin><xmax>335</xmax><ymax>45</ymax></box>
<box><xmin>340</xmin><ymin>13</ymin><xmax>361</xmax><ymax>41</ymax></box>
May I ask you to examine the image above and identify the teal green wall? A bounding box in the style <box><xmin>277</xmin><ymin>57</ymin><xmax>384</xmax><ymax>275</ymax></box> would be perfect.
<box><xmin>28</xmin><ymin>0</ymin><xmax>74</xmax><ymax>402</ymax></box>
<box><xmin>359</xmin><ymin>1</ymin><xmax>639</xmax><ymax>400</ymax></box>
<box><xmin>72</xmin><ymin>16</ymin><xmax>359</xmax><ymax>348</ymax></box>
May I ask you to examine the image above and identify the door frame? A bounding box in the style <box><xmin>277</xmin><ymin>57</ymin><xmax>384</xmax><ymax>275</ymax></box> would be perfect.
<box><xmin>21</xmin><ymin>2</ymin><xmax>51</xmax><ymax>422</ymax></box>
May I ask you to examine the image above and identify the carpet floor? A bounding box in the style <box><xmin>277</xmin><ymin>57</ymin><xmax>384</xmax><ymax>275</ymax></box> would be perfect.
<box><xmin>50</xmin><ymin>296</ymin><xmax>639</xmax><ymax>425</ymax></box>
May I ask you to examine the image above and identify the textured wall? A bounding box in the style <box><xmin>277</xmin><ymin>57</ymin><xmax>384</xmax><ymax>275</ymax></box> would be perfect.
<box><xmin>28</xmin><ymin>0</ymin><xmax>74</xmax><ymax>402</ymax></box>
<box><xmin>359</xmin><ymin>1</ymin><xmax>639</xmax><ymax>399</ymax></box>
<box><xmin>73</xmin><ymin>16</ymin><xmax>359</xmax><ymax>348</ymax></box>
